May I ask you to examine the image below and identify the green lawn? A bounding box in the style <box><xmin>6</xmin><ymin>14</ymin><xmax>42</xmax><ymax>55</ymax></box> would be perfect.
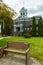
<box><xmin>0</xmin><ymin>36</ymin><xmax>43</xmax><ymax>63</ymax></box>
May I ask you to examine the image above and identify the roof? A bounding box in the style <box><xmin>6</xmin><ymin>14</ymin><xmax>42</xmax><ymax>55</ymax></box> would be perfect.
<box><xmin>14</xmin><ymin>15</ymin><xmax>41</xmax><ymax>22</ymax></box>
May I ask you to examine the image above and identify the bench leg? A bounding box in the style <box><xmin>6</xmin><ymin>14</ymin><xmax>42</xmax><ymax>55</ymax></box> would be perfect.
<box><xmin>25</xmin><ymin>53</ymin><xmax>28</xmax><ymax>65</ymax></box>
<box><xmin>0</xmin><ymin>53</ymin><xmax>3</xmax><ymax>58</ymax></box>
<box><xmin>3</xmin><ymin>51</ymin><xmax>8</xmax><ymax>56</ymax></box>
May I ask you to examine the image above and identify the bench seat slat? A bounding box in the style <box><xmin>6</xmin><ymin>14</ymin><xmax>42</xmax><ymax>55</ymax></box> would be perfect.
<box><xmin>4</xmin><ymin>49</ymin><xmax>26</xmax><ymax>55</ymax></box>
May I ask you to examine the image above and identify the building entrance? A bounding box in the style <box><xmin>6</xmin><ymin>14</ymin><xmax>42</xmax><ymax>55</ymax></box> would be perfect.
<box><xmin>16</xmin><ymin>27</ymin><xmax>20</xmax><ymax>32</ymax></box>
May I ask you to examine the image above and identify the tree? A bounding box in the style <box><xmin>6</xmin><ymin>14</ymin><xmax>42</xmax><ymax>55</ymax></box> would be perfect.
<box><xmin>32</xmin><ymin>16</ymin><xmax>36</xmax><ymax>36</ymax></box>
<box><xmin>0</xmin><ymin>3</ymin><xmax>16</xmax><ymax>36</ymax></box>
<box><xmin>0</xmin><ymin>0</ymin><xmax>3</xmax><ymax>2</ymax></box>
<box><xmin>42</xmin><ymin>20</ymin><xmax>43</xmax><ymax>36</ymax></box>
<box><xmin>38</xmin><ymin>17</ymin><xmax>43</xmax><ymax>36</ymax></box>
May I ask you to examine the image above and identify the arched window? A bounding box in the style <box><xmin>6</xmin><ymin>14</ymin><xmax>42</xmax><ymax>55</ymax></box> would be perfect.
<box><xmin>21</xmin><ymin>13</ymin><xmax>22</xmax><ymax>15</ymax></box>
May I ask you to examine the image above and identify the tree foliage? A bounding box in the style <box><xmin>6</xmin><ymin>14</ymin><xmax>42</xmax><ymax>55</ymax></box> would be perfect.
<box><xmin>0</xmin><ymin>3</ymin><xmax>16</xmax><ymax>36</ymax></box>
<box><xmin>38</xmin><ymin>17</ymin><xmax>43</xmax><ymax>36</ymax></box>
<box><xmin>32</xmin><ymin>16</ymin><xmax>36</xmax><ymax>36</ymax></box>
<box><xmin>0</xmin><ymin>0</ymin><xmax>3</xmax><ymax>2</ymax></box>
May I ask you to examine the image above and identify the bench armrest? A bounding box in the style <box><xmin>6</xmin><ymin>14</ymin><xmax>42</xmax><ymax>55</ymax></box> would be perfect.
<box><xmin>0</xmin><ymin>47</ymin><xmax>5</xmax><ymax>49</ymax></box>
<box><xmin>25</xmin><ymin>48</ymin><xmax>29</xmax><ymax>53</ymax></box>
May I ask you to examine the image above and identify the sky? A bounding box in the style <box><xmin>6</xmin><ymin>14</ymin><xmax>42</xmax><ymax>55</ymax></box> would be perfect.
<box><xmin>3</xmin><ymin>0</ymin><xmax>43</xmax><ymax>17</ymax></box>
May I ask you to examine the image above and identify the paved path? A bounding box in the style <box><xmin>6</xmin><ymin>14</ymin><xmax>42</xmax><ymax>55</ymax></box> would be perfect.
<box><xmin>0</xmin><ymin>37</ymin><xmax>3</xmax><ymax>40</ymax></box>
<box><xmin>0</xmin><ymin>54</ymin><xmax>42</xmax><ymax>65</ymax></box>
<box><xmin>0</xmin><ymin>36</ymin><xmax>12</xmax><ymax>40</ymax></box>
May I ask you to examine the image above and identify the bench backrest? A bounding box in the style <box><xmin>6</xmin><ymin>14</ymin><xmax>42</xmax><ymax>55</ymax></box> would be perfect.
<box><xmin>7</xmin><ymin>42</ymin><xmax>29</xmax><ymax>49</ymax></box>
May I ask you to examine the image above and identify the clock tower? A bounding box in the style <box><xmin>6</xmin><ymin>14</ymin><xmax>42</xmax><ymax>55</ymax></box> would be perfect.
<box><xmin>20</xmin><ymin>7</ymin><xmax>27</xmax><ymax>18</ymax></box>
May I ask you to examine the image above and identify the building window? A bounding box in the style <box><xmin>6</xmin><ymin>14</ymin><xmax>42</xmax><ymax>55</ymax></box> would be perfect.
<box><xmin>16</xmin><ymin>22</ymin><xmax>18</xmax><ymax>24</ymax></box>
<box><xmin>25</xmin><ymin>28</ymin><xmax>27</xmax><ymax>30</ymax></box>
<box><xmin>27</xmin><ymin>28</ymin><xmax>29</xmax><ymax>30</ymax></box>
<box><xmin>21</xmin><ymin>13</ymin><xmax>22</xmax><ymax>15</ymax></box>
<box><xmin>20</xmin><ymin>28</ymin><xmax>23</xmax><ymax>32</ymax></box>
<box><xmin>36</xmin><ymin>27</ymin><xmax>38</xmax><ymax>31</ymax></box>
<box><xmin>23</xmin><ymin>13</ymin><xmax>25</xmax><ymax>15</ymax></box>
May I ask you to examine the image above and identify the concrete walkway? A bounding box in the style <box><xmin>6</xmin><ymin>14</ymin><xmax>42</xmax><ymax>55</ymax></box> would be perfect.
<box><xmin>0</xmin><ymin>54</ymin><xmax>42</xmax><ymax>65</ymax></box>
<box><xmin>0</xmin><ymin>36</ymin><xmax>12</xmax><ymax>40</ymax></box>
<box><xmin>0</xmin><ymin>37</ymin><xmax>3</xmax><ymax>40</ymax></box>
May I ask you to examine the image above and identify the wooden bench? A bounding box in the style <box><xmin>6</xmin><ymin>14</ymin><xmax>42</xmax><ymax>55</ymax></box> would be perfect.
<box><xmin>3</xmin><ymin>42</ymin><xmax>30</xmax><ymax>65</ymax></box>
<box><xmin>0</xmin><ymin>47</ymin><xmax>4</xmax><ymax>58</ymax></box>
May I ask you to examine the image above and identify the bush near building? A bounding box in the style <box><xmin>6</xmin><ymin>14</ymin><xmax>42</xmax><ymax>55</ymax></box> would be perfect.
<box><xmin>23</xmin><ymin>34</ymin><xmax>31</xmax><ymax>38</ymax></box>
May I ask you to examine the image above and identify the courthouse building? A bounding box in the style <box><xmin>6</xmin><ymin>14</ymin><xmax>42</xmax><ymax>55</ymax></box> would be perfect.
<box><xmin>13</xmin><ymin>7</ymin><xmax>40</xmax><ymax>36</ymax></box>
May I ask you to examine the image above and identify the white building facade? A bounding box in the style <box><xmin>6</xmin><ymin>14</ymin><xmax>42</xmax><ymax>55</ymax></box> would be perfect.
<box><xmin>13</xmin><ymin>7</ymin><xmax>41</xmax><ymax>36</ymax></box>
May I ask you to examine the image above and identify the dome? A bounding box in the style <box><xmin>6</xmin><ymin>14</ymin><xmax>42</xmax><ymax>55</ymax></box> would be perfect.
<box><xmin>20</xmin><ymin>7</ymin><xmax>27</xmax><ymax>18</ymax></box>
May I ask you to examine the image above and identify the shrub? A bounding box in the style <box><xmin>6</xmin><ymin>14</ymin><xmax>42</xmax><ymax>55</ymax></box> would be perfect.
<box><xmin>23</xmin><ymin>34</ymin><xmax>31</xmax><ymax>38</ymax></box>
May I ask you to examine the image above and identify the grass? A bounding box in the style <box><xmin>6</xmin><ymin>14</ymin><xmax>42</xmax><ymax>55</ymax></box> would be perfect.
<box><xmin>0</xmin><ymin>36</ymin><xmax>43</xmax><ymax>63</ymax></box>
